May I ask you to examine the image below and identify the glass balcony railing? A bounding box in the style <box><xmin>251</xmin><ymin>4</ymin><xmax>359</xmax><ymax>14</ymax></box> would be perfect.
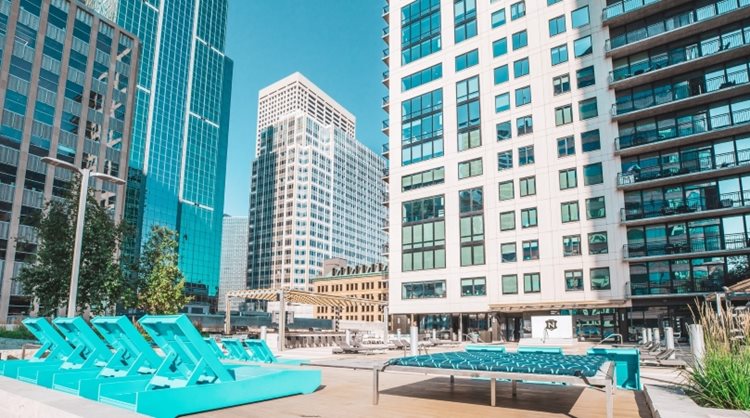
<box><xmin>617</xmin><ymin>148</ymin><xmax>750</xmax><ymax>185</ymax></box>
<box><xmin>383</xmin><ymin>5</ymin><xmax>389</xmax><ymax>16</ymax></box>
<box><xmin>382</xmin><ymin>143</ymin><xmax>390</xmax><ymax>154</ymax></box>
<box><xmin>615</xmin><ymin>106</ymin><xmax>750</xmax><ymax>150</ymax></box>
<box><xmin>613</xmin><ymin>67</ymin><xmax>750</xmax><ymax>116</ymax></box>
<box><xmin>383</xmin><ymin>167</ymin><xmax>390</xmax><ymax>177</ymax></box>
<box><xmin>624</xmin><ymin>232</ymin><xmax>750</xmax><ymax>258</ymax></box>
<box><xmin>382</xmin><ymin>27</ymin><xmax>389</xmax><ymax>37</ymax></box>
<box><xmin>606</xmin><ymin>0</ymin><xmax>750</xmax><ymax>50</ymax></box>
<box><xmin>383</xmin><ymin>70</ymin><xmax>390</xmax><ymax>79</ymax></box>
<box><xmin>621</xmin><ymin>190</ymin><xmax>750</xmax><ymax>221</ymax></box>
<box><xmin>383</xmin><ymin>191</ymin><xmax>390</xmax><ymax>202</ymax></box>
<box><xmin>610</xmin><ymin>30</ymin><xmax>750</xmax><ymax>83</ymax></box>
<box><xmin>603</xmin><ymin>0</ymin><xmax>661</xmax><ymax>22</ymax></box>
<box><xmin>382</xmin><ymin>120</ymin><xmax>390</xmax><ymax>130</ymax></box>
<box><xmin>383</xmin><ymin>96</ymin><xmax>390</xmax><ymax>107</ymax></box>
<box><xmin>382</xmin><ymin>48</ymin><xmax>389</xmax><ymax>59</ymax></box>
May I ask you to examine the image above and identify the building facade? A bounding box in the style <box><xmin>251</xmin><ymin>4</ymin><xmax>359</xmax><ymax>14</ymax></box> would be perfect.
<box><xmin>85</xmin><ymin>0</ymin><xmax>233</xmax><ymax>310</ymax></box>
<box><xmin>0</xmin><ymin>0</ymin><xmax>139</xmax><ymax>322</ymax></box>
<box><xmin>218</xmin><ymin>215</ymin><xmax>248</xmax><ymax>312</ymax></box>
<box><xmin>312</xmin><ymin>262</ymin><xmax>388</xmax><ymax>322</ymax></box>
<box><xmin>385</xmin><ymin>0</ymin><xmax>750</xmax><ymax>341</ymax></box>
<box><xmin>247</xmin><ymin>73</ymin><xmax>387</xmax><ymax>294</ymax></box>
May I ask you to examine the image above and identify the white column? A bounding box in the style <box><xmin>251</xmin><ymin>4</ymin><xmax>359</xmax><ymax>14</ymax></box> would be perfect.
<box><xmin>641</xmin><ymin>328</ymin><xmax>648</xmax><ymax>344</ymax></box>
<box><xmin>260</xmin><ymin>325</ymin><xmax>267</xmax><ymax>341</ymax></box>
<box><xmin>410</xmin><ymin>325</ymin><xmax>418</xmax><ymax>356</ymax></box>
<box><xmin>688</xmin><ymin>324</ymin><xmax>705</xmax><ymax>367</ymax></box>
<box><xmin>278</xmin><ymin>290</ymin><xmax>285</xmax><ymax>352</ymax></box>
<box><xmin>653</xmin><ymin>328</ymin><xmax>661</xmax><ymax>346</ymax></box>
<box><xmin>664</xmin><ymin>326</ymin><xmax>675</xmax><ymax>359</ymax></box>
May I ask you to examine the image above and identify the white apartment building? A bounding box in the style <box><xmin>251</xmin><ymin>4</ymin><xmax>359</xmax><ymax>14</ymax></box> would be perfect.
<box><xmin>385</xmin><ymin>0</ymin><xmax>750</xmax><ymax>341</ymax></box>
<box><xmin>247</xmin><ymin>73</ymin><xmax>387</xmax><ymax>302</ymax></box>
<box><xmin>219</xmin><ymin>215</ymin><xmax>249</xmax><ymax>312</ymax></box>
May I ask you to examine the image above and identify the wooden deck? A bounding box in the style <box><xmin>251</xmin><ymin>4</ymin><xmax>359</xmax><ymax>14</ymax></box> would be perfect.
<box><xmin>189</xmin><ymin>366</ymin><xmax>651</xmax><ymax>418</ymax></box>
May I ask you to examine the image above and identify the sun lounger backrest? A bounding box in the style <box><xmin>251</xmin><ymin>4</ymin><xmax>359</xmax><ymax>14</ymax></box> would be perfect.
<box><xmin>91</xmin><ymin>316</ymin><xmax>162</xmax><ymax>376</ymax></box>
<box><xmin>244</xmin><ymin>339</ymin><xmax>277</xmax><ymax>363</ymax></box>
<box><xmin>204</xmin><ymin>337</ymin><xmax>226</xmax><ymax>359</ymax></box>
<box><xmin>53</xmin><ymin>317</ymin><xmax>112</xmax><ymax>368</ymax></box>
<box><xmin>139</xmin><ymin>314</ymin><xmax>233</xmax><ymax>389</ymax></box>
<box><xmin>221</xmin><ymin>338</ymin><xmax>251</xmax><ymax>361</ymax></box>
<box><xmin>22</xmin><ymin>317</ymin><xmax>73</xmax><ymax>361</ymax></box>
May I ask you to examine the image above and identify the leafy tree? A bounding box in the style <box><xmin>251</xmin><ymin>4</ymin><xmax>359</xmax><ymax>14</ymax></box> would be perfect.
<box><xmin>18</xmin><ymin>179</ymin><xmax>127</xmax><ymax>316</ymax></box>
<box><xmin>136</xmin><ymin>226</ymin><xmax>191</xmax><ymax>314</ymax></box>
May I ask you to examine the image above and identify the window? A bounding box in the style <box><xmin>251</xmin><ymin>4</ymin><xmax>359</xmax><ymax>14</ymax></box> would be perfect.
<box><xmin>459</xmin><ymin>187</ymin><xmax>483</xmax><ymax>213</ymax></box>
<box><xmin>458</xmin><ymin>129</ymin><xmax>481</xmax><ymax>151</ymax></box>
<box><xmin>460</xmin><ymin>215</ymin><xmax>485</xmax><ymax>266</ymax></box>
<box><xmin>516</xmin><ymin>115</ymin><xmax>533</xmax><ymax>135</ymax></box>
<box><xmin>548</xmin><ymin>15</ymin><xmax>566</xmax><ymax>37</ymax></box>
<box><xmin>523</xmin><ymin>240</ymin><xmax>539</xmax><ymax>260</ymax></box>
<box><xmin>571</xmin><ymin>6</ymin><xmax>590</xmax><ymax>28</ymax></box>
<box><xmin>492</xmin><ymin>38</ymin><xmax>508</xmax><ymax>57</ymax></box>
<box><xmin>402</xmin><ymin>280</ymin><xmax>446</xmax><ymax>299</ymax></box>
<box><xmin>557</xmin><ymin>135</ymin><xmax>575</xmax><ymax>157</ymax></box>
<box><xmin>586</xmin><ymin>197</ymin><xmax>606</xmax><ymax>219</ymax></box>
<box><xmin>495</xmin><ymin>93</ymin><xmax>510</xmax><ymax>113</ymax></box>
<box><xmin>515</xmin><ymin>86</ymin><xmax>531</xmax><ymax>107</ymax></box>
<box><xmin>563</xmin><ymin>235</ymin><xmax>581</xmax><ymax>256</ymax></box>
<box><xmin>510</xmin><ymin>1</ymin><xmax>525</xmax><ymax>20</ymax></box>
<box><xmin>524</xmin><ymin>273</ymin><xmax>540</xmax><ymax>293</ymax></box>
<box><xmin>579</xmin><ymin>97</ymin><xmax>598</xmax><ymax>120</ymax></box>
<box><xmin>512</xmin><ymin>30</ymin><xmax>527</xmax><ymax>50</ymax></box>
<box><xmin>494</xmin><ymin>65</ymin><xmax>509</xmax><ymax>85</ymax></box>
<box><xmin>499</xmin><ymin>211</ymin><xmax>515</xmax><ymax>231</ymax></box>
<box><xmin>402</xmin><ymin>195</ymin><xmax>446</xmax><ymax>271</ymax></box>
<box><xmin>454</xmin><ymin>0</ymin><xmax>478</xmax><ymax>44</ymax></box>
<box><xmin>581</xmin><ymin>129</ymin><xmax>601</xmax><ymax>152</ymax></box>
<box><xmin>574</xmin><ymin>35</ymin><xmax>592</xmax><ymax>57</ymax></box>
<box><xmin>589</xmin><ymin>231</ymin><xmax>608</xmax><ymax>255</ymax></box>
<box><xmin>401</xmin><ymin>88</ymin><xmax>444</xmax><ymax>165</ymax></box>
<box><xmin>561</xmin><ymin>201</ymin><xmax>579</xmax><ymax>223</ymax></box>
<box><xmin>461</xmin><ymin>277</ymin><xmax>486</xmax><ymax>297</ymax></box>
<box><xmin>402</xmin><ymin>64</ymin><xmax>443</xmax><ymax>92</ymax></box>
<box><xmin>521</xmin><ymin>208</ymin><xmax>537</xmax><ymax>228</ymax></box>
<box><xmin>501</xmin><ymin>242</ymin><xmax>516</xmax><ymax>263</ymax></box>
<box><xmin>548</xmin><ymin>0</ymin><xmax>561</xmax><ymax>4</ymax></box>
<box><xmin>491</xmin><ymin>9</ymin><xmax>506</xmax><ymax>28</ymax></box>
<box><xmin>555</xmin><ymin>104</ymin><xmax>573</xmax><ymax>126</ymax></box>
<box><xmin>583</xmin><ymin>162</ymin><xmax>603</xmax><ymax>185</ymax></box>
<box><xmin>455</xmin><ymin>49</ymin><xmax>479</xmax><ymax>72</ymax></box>
<box><xmin>497</xmin><ymin>150</ymin><xmax>512</xmax><ymax>170</ymax></box>
<box><xmin>457</xmin><ymin>76</ymin><xmax>481</xmax><ymax>151</ymax></box>
<box><xmin>559</xmin><ymin>168</ymin><xmax>577</xmax><ymax>190</ymax></box>
<box><xmin>565</xmin><ymin>270</ymin><xmax>584</xmax><ymax>291</ymax></box>
<box><xmin>518</xmin><ymin>145</ymin><xmax>534</xmax><ymax>165</ymax></box>
<box><xmin>576</xmin><ymin>66</ymin><xmax>595</xmax><ymax>88</ymax></box>
<box><xmin>402</xmin><ymin>167</ymin><xmax>446</xmax><ymax>191</ymax></box>
<box><xmin>496</xmin><ymin>121</ymin><xmax>511</xmax><ymax>141</ymax></box>
<box><xmin>502</xmin><ymin>275</ymin><xmax>518</xmax><ymax>294</ymax></box>
<box><xmin>458</xmin><ymin>158</ymin><xmax>483</xmax><ymax>179</ymax></box>
<box><xmin>499</xmin><ymin>180</ymin><xmax>514</xmax><ymax>201</ymax></box>
<box><xmin>591</xmin><ymin>267</ymin><xmax>611</xmax><ymax>290</ymax></box>
<box><xmin>553</xmin><ymin>74</ymin><xmax>570</xmax><ymax>95</ymax></box>
<box><xmin>519</xmin><ymin>176</ymin><xmax>535</xmax><ymax>196</ymax></box>
<box><xmin>401</xmin><ymin>0</ymin><xmax>442</xmax><ymax>65</ymax></box>
<box><xmin>551</xmin><ymin>44</ymin><xmax>568</xmax><ymax>65</ymax></box>
<box><xmin>513</xmin><ymin>58</ymin><xmax>529</xmax><ymax>78</ymax></box>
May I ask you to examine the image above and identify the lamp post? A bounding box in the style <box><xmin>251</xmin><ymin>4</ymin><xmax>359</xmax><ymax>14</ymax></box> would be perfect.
<box><xmin>41</xmin><ymin>157</ymin><xmax>126</xmax><ymax>317</ymax></box>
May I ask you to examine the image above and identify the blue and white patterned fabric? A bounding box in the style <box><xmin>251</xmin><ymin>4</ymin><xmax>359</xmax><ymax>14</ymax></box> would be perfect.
<box><xmin>388</xmin><ymin>352</ymin><xmax>607</xmax><ymax>377</ymax></box>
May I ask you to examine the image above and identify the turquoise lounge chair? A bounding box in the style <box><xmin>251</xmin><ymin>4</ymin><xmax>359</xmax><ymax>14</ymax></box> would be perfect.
<box><xmin>17</xmin><ymin>317</ymin><xmax>112</xmax><ymax>388</ymax></box>
<box><xmin>465</xmin><ymin>344</ymin><xmax>506</xmax><ymax>353</ymax></box>
<box><xmin>517</xmin><ymin>346</ymin><xmax>563</xmax><ymax>354</ymax></box>
<box><xmin>244</xmin><ymin>339</ymin><xmax>305</xmax><ymax>365</ymax></box>
<box><xmin>53</xmin><ymin>316</ymin><xmax>163</xmax><ymax>399</ymax></box>
<box><xmin>221</xmin><ymin>338</ymin><xmax>252</xmax><ymax>361</ymax></box>
<box><xmin>204</xmin><ymin>337</ymin><xmax>226</xmax><ymax>359</ymax></box>
<box><xmin>0</xmin><ymin>317</ymin><xmax>73</xmax><ymax>378</ymax></box>
<box><xmin>96</xmin><ymin>314</ymin><xmax>321</xmax><ymax>418</ymax></box>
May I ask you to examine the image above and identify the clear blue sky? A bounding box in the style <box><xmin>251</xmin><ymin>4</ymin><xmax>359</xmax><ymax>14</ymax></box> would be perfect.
<box><xmin>223</xmin><ymin>0</ymin><xmax>387</xmax><ymax>216</ymax></box>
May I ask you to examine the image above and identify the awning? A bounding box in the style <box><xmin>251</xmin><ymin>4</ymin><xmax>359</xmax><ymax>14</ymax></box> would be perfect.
<box><xmin>489</xmin><ymin>299</ymin><xmax>630</xmax><ymax>313</ymax></box>
<box><xmin>226</xmin><ymin>288</ymin><xmax>387</xmax><ymax>308</ymax></box>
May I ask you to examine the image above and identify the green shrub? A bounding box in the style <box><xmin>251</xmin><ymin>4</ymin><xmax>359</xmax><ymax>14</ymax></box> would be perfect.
<box><xmin>0</xmin><ymin>326</ymin><xmax>36</xmax><ymax>341</ymax></box>
<box><xmin>686</xmin><ymin>302</ymin><xmax>750</xmax><ymax>409</ymax></box>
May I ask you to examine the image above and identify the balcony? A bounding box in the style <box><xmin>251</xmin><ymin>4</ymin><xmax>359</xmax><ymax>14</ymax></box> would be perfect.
<box><xmin>382</xmin><ymin>191</ymin><xmax>390</xmax><ymax>207</ymax></box>
<box><xmin>382</xmin><ymin>27</ymin><xmax>389</xmax><ymax>43</ymax></box>
<box><xmin>602</xmin><ymin>0</ymin><xmax>663</xmax><ymax>25</ymax></box>
<box><xmin>611</xmin><ymin>67</ymin><xmax>750</xmax><ymax>121</ymax></box>
<box><xmin>623</xmin><ymin>232</ymin><xmax>750</xmax><ymax>260</ymax></box>
<box><xmin>615</xmin><ymin>107</ymin><xmax>750</xmax><ymax>154</ymax></box>
<box><xmin>382</xmin><ymin>243</ymin><xmax>390</xmax><ymax>256</ymax></box>
<box><xmin>382</xmin><ymin>96</ymin><xmax>389</xmax><ymax>112</ymax></box>
<box><xmin>382</xmin><ymin>219</ymin><xmax>390</xmax><ymax>231</ymax></box>
<box><xmin>382</xmin><ymin>47</ymin><xmax>389</xmax><ymax>65</ymax></box>
<box><xmin>382</xmin><ymin>167</ymin><xmax>390</xmax><ymax>182</ymax></box>
<box><xmin>621</xmin><ymin>191</ymin><xmax>750</xmax><ymax>223</ymax></box>
<box><xmin>382</xmin><ymin>143</ymin><xmax>390</xmax><ymax>158</ymax></box>
<box><xmin>382</xmin><ymin>5</ymin><xmax>389</xmax><ymax>21</ymax></box>
<box><xmin>605</xmin><ymin>0</ymin><xmax>750</xmax><ymax>54</ymax></box>
<box><xmin>609</xmin><ymin>29</ymin><xmax>750</xmax><ymax>87</ymax></box>
<box><xmin>382</xmin><ymin>119</ymin><xmax>390</xmax><ymax>135</ymax></box>
<box><xmin>617</xmin><ymin>148</ymin><xmax>750</xmax><ymax>188</ymax></box>
<box><xmin>382</xmin><ymin>70</ymin><xmax>390</xmax><ymax>88</ymax></box>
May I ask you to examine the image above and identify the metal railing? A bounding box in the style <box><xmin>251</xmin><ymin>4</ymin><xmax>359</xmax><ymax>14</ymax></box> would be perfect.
<box><xmin>382</xmin><ymin>27</ymin><xmax>389</xmax><ymax>37</ymax></box>
<box><xmin>382</xmin><ymin>143</ymin><xmax>389</xmax><ymax>154</ymax></box>
<box><xmin>605</xmin><ymin>0</ymin><xmax>750</xmax><ymax>49</ymax></box>
<box><xmin>615</xmin><ymin>107</ymin><xmax>750</xmax><ymax>150</ymax></box>
<box><xmin>617</xmin><ymin>149</ymin><xmax>750</xmax><ymax>186</ymax></box>
<box><xmin>382</xmin><ymin>96</ymin><xmax>389</xmax><ymax>107</ymax></box>
<box><xmin>382</xmin><ymin>48</ymin><xmax>389</xmax><ymax>59</ymax></box>
<box><xmin>382</xmin><ymin>120</ymin><xmax>389</xmax><ymax>130</ymax></box>
<box><xmin>623</xmin><ymin>232</ymin><xmax>750</xmax><ymax>258</ymax></box>
<box><xmin>383</xmin><ymin>167</ymin><xmax>390</xmax><ymax>177</ymax></box>
<box><xmin>603</xmin><ymin>0</ymin><xmax>661</xmax><ymax>21</ymax></box>
<box><xmin>613</xmin><ymin>67</ymin><xmax>750</xmax><ymax>116</ymax></box>
<box><xmin>620</xmin><ymin>191</ymin><xmax>750</xmax><ymax>221</ymax></box>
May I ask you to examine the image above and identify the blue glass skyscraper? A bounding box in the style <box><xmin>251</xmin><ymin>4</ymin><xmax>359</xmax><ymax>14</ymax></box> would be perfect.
<box><xmin>86</xmin><ymin>0</ymin><xmax>233</xmax><ymax>309</ymax></box>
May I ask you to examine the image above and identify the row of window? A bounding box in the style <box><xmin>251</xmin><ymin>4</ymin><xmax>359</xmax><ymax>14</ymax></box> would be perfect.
<box><xmin>499</xmin><ymin>232</ymin><xmax>609</xmax><ymax>264</ymax></box>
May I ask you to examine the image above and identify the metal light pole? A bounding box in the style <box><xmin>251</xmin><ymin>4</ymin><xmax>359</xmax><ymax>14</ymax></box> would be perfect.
<box><xmin>41</xmin><ymin>157</ymin><xmax>126</xmax><ymax>317</ymax></box>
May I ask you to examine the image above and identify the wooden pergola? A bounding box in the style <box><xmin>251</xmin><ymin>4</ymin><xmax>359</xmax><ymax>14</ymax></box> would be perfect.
<box><xmin>488</xmin><ymin>299</ymin><xmax>630</xmax><ymax>313</ymax></box>
<box><xmin>224</xmin><ymin>288</ymin><xmax>388</xmax><ymax>351</ymax></box>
